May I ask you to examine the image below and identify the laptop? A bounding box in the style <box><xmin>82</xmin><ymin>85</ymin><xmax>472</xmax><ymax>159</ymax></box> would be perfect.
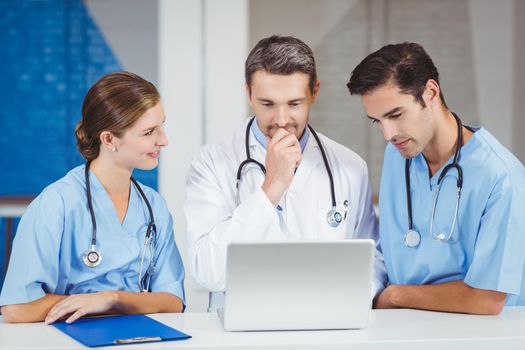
<box><xmin>218</xmin><ymin>240</ymin><xmax>375</xmax><ymax>331</ymax></box>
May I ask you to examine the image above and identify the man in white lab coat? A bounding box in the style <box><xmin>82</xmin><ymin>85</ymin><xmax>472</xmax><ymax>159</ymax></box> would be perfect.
<box><xmin>184</xmin><ymin>35</ymin><xmax>386</xmax><ymax>311</ymax></box>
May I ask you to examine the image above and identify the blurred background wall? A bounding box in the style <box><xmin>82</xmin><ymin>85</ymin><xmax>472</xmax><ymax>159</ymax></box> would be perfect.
<box><xmin>0</xmin><ymin>0</ymin><xmax>523</xmax><ymax>312</ymax></box>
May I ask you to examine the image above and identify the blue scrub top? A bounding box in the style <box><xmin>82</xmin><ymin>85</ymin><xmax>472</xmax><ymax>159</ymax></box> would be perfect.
<box><xmin>0</xmin><ymin>165</ymin><xmax>185</xmax><ymax>306</ymax></box>
<box><xmin>379</xmin><ymin>127</ymin><xmax>525</xmax><ymax>305</ymax></box>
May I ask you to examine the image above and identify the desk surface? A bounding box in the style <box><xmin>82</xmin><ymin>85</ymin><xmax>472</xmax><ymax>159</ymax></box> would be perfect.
<box><xmin>1</xmin><ymin>307</ymin><xmax>525</xmax><ymax>349</ymax></box>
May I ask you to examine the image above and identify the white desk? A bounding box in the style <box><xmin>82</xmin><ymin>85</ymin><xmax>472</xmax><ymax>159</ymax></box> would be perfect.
<box><xmin>1</xmin><ymin>307</ymin><xmax>525</xmax><ymax>349</ymax></box>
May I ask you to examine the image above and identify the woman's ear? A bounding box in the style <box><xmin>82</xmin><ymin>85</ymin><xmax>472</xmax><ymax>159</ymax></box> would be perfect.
<box><xmin>100</xmin><ymin>131</ymin><xmax>117</xmax><ymax>152</ymax></box>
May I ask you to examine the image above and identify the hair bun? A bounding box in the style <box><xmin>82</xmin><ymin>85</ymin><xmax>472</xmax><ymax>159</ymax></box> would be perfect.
<box><xmin>75</xmin><ymin>120</ymin><xmax>99</xmax><ymax>161</ymax></box>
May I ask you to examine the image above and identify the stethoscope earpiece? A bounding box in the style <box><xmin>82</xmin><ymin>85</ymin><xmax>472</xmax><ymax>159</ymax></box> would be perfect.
<box><xmin>435</xmin><ymin>233</ymin><xmax>447</xmax><ymax>241</ymax></box>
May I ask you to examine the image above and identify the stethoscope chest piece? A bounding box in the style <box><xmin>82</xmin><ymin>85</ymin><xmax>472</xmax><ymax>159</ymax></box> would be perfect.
<box><xmin>83</xmin><ymin>245</ymin><xmax>102</xmax><ymax>267</ymax></box>
<box><xmin>404</xmin><ymin>229</ymin><xmax>421</xmax><ymax>248</ymax></box>
<box><xmin>326</xmin><ymin>208</ymin><xmax>342</xmax><ymax>228</ymax></box>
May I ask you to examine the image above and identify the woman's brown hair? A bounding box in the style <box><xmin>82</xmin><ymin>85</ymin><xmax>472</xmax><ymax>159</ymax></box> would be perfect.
<box><xmin>75</xmin><ymin>71</ymin><xmax>160</xmax><ymax>161</ymax></box>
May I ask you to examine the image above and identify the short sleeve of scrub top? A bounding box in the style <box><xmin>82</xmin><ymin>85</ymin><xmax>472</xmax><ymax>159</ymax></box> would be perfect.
<box><xmin>463</xmin><ymin>174</ymin><xmax>525</xmax><ymax>299</ymax></box>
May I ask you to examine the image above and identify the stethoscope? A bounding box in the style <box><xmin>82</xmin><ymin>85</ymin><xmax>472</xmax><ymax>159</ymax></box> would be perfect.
<box><xmin>236</xmin><ymin>117</ymin><xmax>342</xmax><ymax>228</ymax></box>
<box><xmin>83</xmin><ymin>162</ymin><xmax>157</xmax><ymax>292</ymax></box>
<box><xmin>404</xmin><ymin>112</ymin><xmax>463</xmax><ymax>248</ymax></box>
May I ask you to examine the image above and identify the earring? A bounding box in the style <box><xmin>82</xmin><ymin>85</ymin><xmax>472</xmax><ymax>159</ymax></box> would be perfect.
<box><xmin>112</xmin><ymin>147</ymin><xmax>117</xmax><ymax>152</ymax></box>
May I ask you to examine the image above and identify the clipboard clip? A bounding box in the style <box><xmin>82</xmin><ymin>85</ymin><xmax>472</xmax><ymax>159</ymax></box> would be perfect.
<box><xmin>114</xmin><ymin>336</ymin><xmax>162</xmax><ymax>344</ymax></box>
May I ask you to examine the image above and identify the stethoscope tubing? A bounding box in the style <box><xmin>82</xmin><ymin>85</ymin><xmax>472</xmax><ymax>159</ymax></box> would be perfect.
<box><xmin>404</xmin><ymin>112</ymin><xmax>464</xmax><ymax>244</ymax></box>
<box><xmin>84</xmin><ymin>162</ymin><xmax>157</xmax><ymax>268</ymax></box>
<box><xmin>236</xmin><ymin>117</ymin><xmax>340</xmax><ymax>225</ymax></box>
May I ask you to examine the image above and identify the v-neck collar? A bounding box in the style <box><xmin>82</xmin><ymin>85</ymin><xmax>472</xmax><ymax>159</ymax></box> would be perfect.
<box><xmin>87</xmin><ymin>168</ymin><xmax>137</xmax><ymax>229</ymax></box>
<box><xmin>413</xmin><ymin>125</ymin><xmax>481</xmax><ymax>188</ymax></box>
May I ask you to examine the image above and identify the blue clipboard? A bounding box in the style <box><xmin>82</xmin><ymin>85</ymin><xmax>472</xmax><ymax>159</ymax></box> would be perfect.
<box><xmin>52</xmin><ymin>314</ymin><xmax>191</xmax><ymax>347</ymax></box>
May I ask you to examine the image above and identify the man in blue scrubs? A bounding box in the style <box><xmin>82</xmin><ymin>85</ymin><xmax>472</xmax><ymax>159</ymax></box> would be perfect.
<box><xmin>347</xmin><ymin>42</ymin><xmax>525</xmax><ymax>314</ymax></box>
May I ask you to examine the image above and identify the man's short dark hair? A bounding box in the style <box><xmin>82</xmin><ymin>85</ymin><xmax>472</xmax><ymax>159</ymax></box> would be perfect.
<box><xmin>347</xmin><ymin>42</ymin><xmax>447</xmax><ymax>108</ymax></box>
<box><xmin>245</xmin><ymin>35</ymin><xmax>317</xmax><ymax>94</ymax></box>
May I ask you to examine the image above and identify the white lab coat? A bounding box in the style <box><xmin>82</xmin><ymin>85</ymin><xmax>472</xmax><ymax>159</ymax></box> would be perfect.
<box><xmin>184</xmin><ymin>118</ymin><xmax>387</xmax><ymax>310</ymax></box>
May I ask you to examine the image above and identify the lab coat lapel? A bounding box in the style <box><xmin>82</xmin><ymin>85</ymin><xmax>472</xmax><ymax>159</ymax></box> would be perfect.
<box><xmin>289</xmin><ymin>136</ymin><xmax>322</xmax><ymax>193</ymax></box>
<box><xmin>235</xmin><ymin>128</ymin><xmax>267</xmax><ymax>201</ymax></box>
<box><xmin>248</xmin><ymin>127</ymin><xmax>265</xmax><ymax>162</ymax></box>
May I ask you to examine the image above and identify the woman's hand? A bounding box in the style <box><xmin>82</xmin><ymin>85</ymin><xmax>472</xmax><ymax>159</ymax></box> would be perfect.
<box><xmin>45</xmin><ymin>291</ymin><xmax>118</xmax><ymax>324</ymax></box>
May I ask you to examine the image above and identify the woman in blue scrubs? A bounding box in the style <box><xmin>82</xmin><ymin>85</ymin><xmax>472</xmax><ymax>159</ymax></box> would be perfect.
<box><xmin>347</xmin><ymin>43</ymin><xmax>525</xmax><ymax>314</ymax></box>
<box><xmin>0</xmin><ymin>72</ymin><xmax>185</xmax><ymax>323</ymax></box>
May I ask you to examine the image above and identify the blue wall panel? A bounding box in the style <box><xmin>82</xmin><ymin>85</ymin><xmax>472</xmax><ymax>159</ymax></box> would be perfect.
<box><xmin>0</xmin><ymin>0</ymin><xmax>158</xmax><ymax>286</ymax></box>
